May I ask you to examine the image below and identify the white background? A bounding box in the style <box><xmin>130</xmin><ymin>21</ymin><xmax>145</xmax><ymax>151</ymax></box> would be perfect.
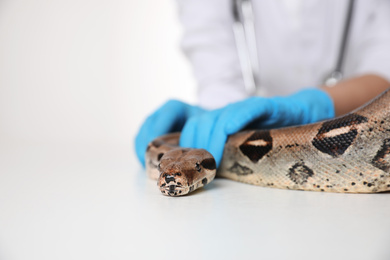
<box><xmin>1</xmin><ymin>1</ymin><xmax>390</xmax><ymax>260</ymax></box>
<box><xmin>0</xmin><ymin>0</ymin><xmax>196</xmax><ymax>146</ymax></box>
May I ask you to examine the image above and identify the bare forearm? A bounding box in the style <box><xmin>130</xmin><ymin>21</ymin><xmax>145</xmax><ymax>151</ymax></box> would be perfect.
<box><xmin>321</xmin><ymin>74</ymin><xmax>390</xmax><ymax>117</ymax></box>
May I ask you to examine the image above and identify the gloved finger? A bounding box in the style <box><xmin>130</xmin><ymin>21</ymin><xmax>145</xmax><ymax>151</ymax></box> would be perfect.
<box><xmin>179</xmin><ymin>110</ymin><xmax>219</xmax><ymax>150</ymax></box>
<box><xmin>193</xmin><ymin>107</ymin><xmax>230</xmax><ymax>166</ymax></box>
<box><xmin>135</xmin><ymin>113</ymin><xmax>169</xmax><ymax>167</ymax></box>
<box><xmin>180</xmin><ymin>109</ymin><xmax>226</xmax><ymax>167</ymax></box>
<box><xmin>135</xmin><ymin>117</ymin><xmax>154</xmax><ymax>167</ymax></box>
<box><xmin>134</xmin><ymin>100</ymin><xmax>187</xmax><ymax>167</ymax></box>
<box><xmin>204</xmin><ymin>100</ymin><xmax>271</xmax><ymax>165</ymax></box>
<box><xmin>153</xmin><ymin>101</ymin><xmax>186</xmax><ymax>134</ymax></box>
<box><xmin>223</xmin><ymin>98</ymin><xmax>272</xmax><ymax>134</ymax></box>
<box><xmin>185</xmin><ymin>104</ymin><xmax>207</xmax><ymax>118</ymax></box>
<box><xmin>207</xmin><ymin>122</ymin><xmax>228</xmax><ymax>167</ymax></box>
<box><xmin>179</xmin><ymin>116</ymin><xmax>198</xmax><ymax>148</ymax></box>
<box><xmin>255</xmin><ymin>98</ymin><xmax>297</xmax><ymax>129</ymax></box>
<box><xmin>193</xmin><ymin>110</ymin><xmax>221</xmax><ymax>149</ymax></box>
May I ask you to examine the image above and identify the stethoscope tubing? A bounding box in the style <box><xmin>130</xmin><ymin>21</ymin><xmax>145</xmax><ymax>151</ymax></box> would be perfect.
<box><xmin>233</xmin><ymin>0</ymin><xmax>355</xmax><ymax>90</ymax></box>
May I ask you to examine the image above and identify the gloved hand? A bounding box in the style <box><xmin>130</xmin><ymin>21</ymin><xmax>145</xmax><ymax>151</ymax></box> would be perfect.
<box><xmin>180</xmin><ymin>88</ymin><xmax>335</xmax><ymax>166</ymax></box>
<box><xmin>135</xmin><ymin>99</ymin><xmax>206</xmax><ymax>167</ymax></box>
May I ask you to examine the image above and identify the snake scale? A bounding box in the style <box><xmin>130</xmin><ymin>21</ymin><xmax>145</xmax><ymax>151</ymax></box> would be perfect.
<box><xmin>146</xmin><ymin>89</ymin><xmax>390</xmax><ymax>196</ymax></box>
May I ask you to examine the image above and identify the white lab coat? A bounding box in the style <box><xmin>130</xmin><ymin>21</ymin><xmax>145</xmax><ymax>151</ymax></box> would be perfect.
<box><xmin>177</xmin><ymin>0</ymin><xmax>390</xmax><ymax>109</ymax></box>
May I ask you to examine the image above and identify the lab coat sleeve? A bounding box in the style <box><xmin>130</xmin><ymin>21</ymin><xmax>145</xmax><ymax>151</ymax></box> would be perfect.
<box><xmin>353</xmin><ymin>0</ymin><xmax>390</xmax><ymax>83</ymax></box>
<box><xmin>177</xmin><ymin>0</ymin><xmax>248</xmax><ymax>109</ymax></box>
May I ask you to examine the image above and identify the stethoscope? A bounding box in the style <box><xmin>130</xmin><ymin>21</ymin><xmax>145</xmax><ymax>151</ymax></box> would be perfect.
<box><xmin>232</xmin><ymin>0</ymin><xmax>355</xmax><ymax>95</ymax></box>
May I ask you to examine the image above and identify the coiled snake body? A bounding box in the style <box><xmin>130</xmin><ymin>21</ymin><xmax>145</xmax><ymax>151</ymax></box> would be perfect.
<box><xmin>146</xmin><ymin>90</ymin><xmax>390</xmax><ymax>196</ymax></box>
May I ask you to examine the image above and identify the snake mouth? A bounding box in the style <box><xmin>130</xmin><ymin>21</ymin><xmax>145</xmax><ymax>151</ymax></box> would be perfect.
<box><xmin>159</xmin><ymin>175</ymin><xmax>213</xmax><ymax>196</ymax></box>
<box><xmin>160</xmin><ymin>184</ymin><xmax>186</xmax><ymax>196</ymax></box>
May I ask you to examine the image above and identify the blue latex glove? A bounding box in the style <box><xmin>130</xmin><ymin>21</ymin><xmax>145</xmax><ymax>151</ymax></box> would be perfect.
<box><xmin>180</xmin><ymin>88</ymin><xmax>335</xmax><ymax>166</ymax></box>
<box><xmin>135</xmin><ymin>99</ymin><xmax>205</xmax><ymax>167</ymax></box>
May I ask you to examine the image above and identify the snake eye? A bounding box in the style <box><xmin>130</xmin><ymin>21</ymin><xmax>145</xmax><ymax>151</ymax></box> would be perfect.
<box><xmin>195</xmin><ymin>162</ymin><xmax>201</xmax><ymax>172</ymax></box>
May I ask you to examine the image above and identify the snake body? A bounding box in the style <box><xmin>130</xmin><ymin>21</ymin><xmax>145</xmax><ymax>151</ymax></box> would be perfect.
<box><xmin>146</xmin><ymin>89</ymin><xmax>390</xmax><ymax>196</ymax></box>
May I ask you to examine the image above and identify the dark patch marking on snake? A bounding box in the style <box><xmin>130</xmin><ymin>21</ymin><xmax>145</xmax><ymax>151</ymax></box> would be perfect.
<box><xmin>165</xmin><ymin>175</ymin><xmax>175</xmax><ymax>184</ymax></box>
<box><xmin>157</xmin><ymin>153</ymin><xmax>164</xmax><ymax>161</ymax></box>
<box><xmin>239</xmin><ymin>130</ymin><xmax>273</xmax><ymax>163</ymax></box>
<box><xmin>312</xmin><ymin>114</ymin><xmax>368</xmax><ymax>157</ymax></box>
<box><xmin>228</xmin><ymin>162</ymin><xmax>253</xmax><ymax>175</ymax></box>
<box><xmin>151</xmin><ymin>139</ymin><xmax>164</xmax><ymax>148</ymax></box>
<box><xmin>169</xmin><ymin>185</ymin><xmax>176</xmax><ymax>192</ymax></box>
<box><xmin>201</xmin><ymin>158</ymin><xmax>216</xmax><ymax>170</ymax></box>
<box><xmin>285</xmin><ymin>144</ymin><xmax>299</xmax><ymax>149</ymax></box>
<box><xmin>202</xmin><ymin>178</ymin><xmax>208</xmax><ymax>185</ymax></box>
<box><xmin>371</xmin><ymin>139</ymin><xmax>390</xmax><ymax>172</ymax></box>
<box><xmin>287</xmin><ymin>162</ymin><xmax>314</xmax><ymax>185</ymax></box>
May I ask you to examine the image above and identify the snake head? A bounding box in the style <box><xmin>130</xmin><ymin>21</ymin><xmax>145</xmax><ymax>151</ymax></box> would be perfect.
<box><xmin>157</xmin><ymin>148</ymin><xmax>216</xmax><ymax>196</ymax></box>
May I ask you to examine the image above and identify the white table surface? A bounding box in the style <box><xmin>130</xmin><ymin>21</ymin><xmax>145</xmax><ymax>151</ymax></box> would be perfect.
<box><xmin>1</xmin><ymin>141</ymin><xmax>389</xmax><ymax>260</ymax></box>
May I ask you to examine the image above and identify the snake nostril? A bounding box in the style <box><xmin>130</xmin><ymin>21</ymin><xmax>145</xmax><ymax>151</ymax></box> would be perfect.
<box><xmin>165</xmin><ymin>175</ymin><xmax>175</xmax><ymax>183</ymax></box>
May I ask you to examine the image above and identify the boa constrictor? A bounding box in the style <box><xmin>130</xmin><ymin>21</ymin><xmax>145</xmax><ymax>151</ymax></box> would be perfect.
<box><xmin>146</xmin><ymin>89</ymin><xmax>390</xmax><ymax>196</ymax></box>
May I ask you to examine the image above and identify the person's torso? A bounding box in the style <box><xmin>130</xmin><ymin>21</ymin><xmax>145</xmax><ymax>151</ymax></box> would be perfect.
<box><xmin>250</xmin><ymin>0</ymin><xmax>373</xmax><ymax>96</ymax></box>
